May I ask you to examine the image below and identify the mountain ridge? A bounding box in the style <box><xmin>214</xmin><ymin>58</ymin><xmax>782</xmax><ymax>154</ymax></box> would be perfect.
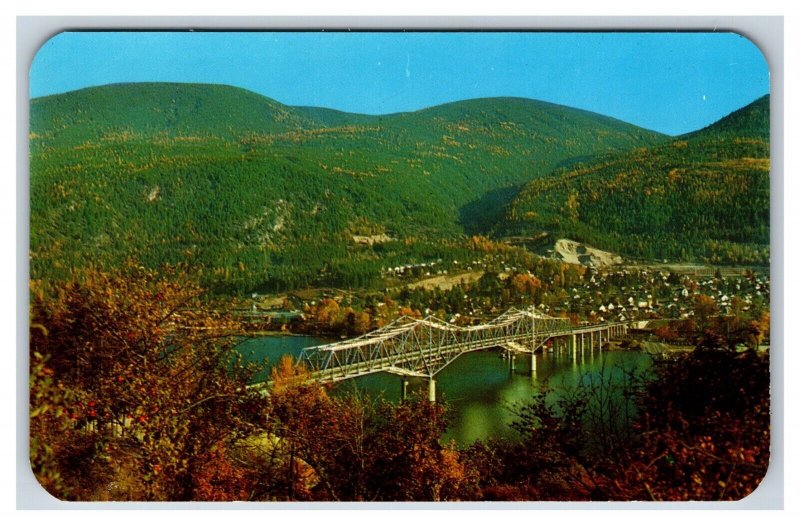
<box><xmin>31</xmin><ymin>82</ymin><xmax>668</xmax><ymax>136</ymax></box>
<box><xmin>31</xmin><ymin>82</ymin><xmax>669</xmax><ymax>140</ymax></box>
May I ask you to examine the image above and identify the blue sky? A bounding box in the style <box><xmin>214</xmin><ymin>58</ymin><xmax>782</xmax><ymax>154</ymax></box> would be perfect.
<box><xmin>29</xmin><ymin>31</ymin><xmax>769</xmax><ymax>135</ymax></box>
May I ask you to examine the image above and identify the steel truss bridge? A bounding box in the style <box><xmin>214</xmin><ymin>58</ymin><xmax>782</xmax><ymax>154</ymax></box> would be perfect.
<box><xmin>294</xmin><ymin>307</ymin><xmax>628</xmax><ymax>401</ymax></box>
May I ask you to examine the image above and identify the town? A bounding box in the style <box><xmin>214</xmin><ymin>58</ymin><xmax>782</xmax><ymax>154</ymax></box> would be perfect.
<box><xmin>244</xmin><ymin>248</ymin><xmax>770</xmax><ymax>352</ymax></box>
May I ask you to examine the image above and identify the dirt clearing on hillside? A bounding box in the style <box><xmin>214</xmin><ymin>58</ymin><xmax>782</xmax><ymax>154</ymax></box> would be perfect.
<box><xmin>554</xmin><ymin>239</ymin><xmax>623</xmax><ymax>267</ymax></box>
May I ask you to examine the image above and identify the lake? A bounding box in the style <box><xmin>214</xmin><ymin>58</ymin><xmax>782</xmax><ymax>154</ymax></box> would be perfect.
<box><xmin>236</xmin><ymin>334</ymin><xmax>652</xmax><ymax>445</ymax></box>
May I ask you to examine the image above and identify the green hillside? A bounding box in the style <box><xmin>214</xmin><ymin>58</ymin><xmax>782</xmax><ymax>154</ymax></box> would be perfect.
<box><xmin>685</xmin><ymin>94</ymin><xmax>770</xmax><ymax>140</ymax></box>
<box><xmin>30</xmin><ymin>83</ymin><xmax>329</xmax><ymax>144</ymax></box>
<box><xmin>30</xmin><ymin>83</ymin><xmax>665</xmax><ymax>293</ymax></box>
<box><xmin>504</xmin><ymin>95</ymin><xmax>770</xmax><ymax>265</ymax></box>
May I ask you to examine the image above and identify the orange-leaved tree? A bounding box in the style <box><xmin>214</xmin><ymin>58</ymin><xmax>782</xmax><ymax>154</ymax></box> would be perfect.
<box><xmin>29</xmin><ymin>264</ymin><xmax>265</xmax><ymax>500</ymax></box>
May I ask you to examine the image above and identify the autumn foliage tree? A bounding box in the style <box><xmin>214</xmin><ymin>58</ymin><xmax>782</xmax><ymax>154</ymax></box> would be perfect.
<box><xmin>509</xmin><ymin>273</ymin><xmax>542</xmax><ymax>299</ymax></box>
<box><xmin>605</xmin><ymin>334</ymin><xmax>770</xmax><ymax>500</ymax></box>
<box><xmin>267</xmin><ymin>358</ymin><xmax>468</xmax><ymax>501</ymax></box>
<box><xmin>29</xmin><ymin>264</ymin><xmax>264</xmax><ymax>500</ymax></box>
<box><xmin>652</xmin><ymin>324</ymin><xmax>680</xmax><ymax>343</ymax></box>
<box><xmin>692</xmin><ymin>294</ymin><xmax>718</xmax><ymax>329</ymax></box>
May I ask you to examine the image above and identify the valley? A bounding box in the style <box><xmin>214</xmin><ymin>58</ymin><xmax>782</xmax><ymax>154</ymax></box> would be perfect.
<box><xmin>28</xmin><ymin>80</ymin><xmax>772</xmax><ymax>502</ymax></box>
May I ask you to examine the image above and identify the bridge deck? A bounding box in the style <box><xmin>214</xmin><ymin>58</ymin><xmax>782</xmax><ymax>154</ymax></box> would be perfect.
<box><xmin>293</xmin><ymin>306</ymin><xmax>627</xmax><ymax>384</ymax></box>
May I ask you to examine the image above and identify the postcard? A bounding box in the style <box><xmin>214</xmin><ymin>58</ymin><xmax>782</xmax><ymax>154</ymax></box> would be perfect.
<box><xmin>27</xmin><ymin>29</ymin><xmax>771</xmax><ymax>503</ymax></box>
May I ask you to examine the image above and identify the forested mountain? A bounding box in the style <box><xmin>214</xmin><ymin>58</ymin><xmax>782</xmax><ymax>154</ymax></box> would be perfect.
<box><xmin>684</xmin><ymin>94</ymin><xmax>770</xmax><ymax>140</ymax></box>
<box><xmin>504</xmin><ymin>95</ymin><xmax>770</xmax><ymax>265</ymax></box>
<box><xmin>30</xmin><ymin>83</ymin><xmax>325</xmax><ymax>142</ymax></box>
<box><xmin>30</xmin><ymin>83</ymin><xmax>665</xmax><ymax>292</ymax></box>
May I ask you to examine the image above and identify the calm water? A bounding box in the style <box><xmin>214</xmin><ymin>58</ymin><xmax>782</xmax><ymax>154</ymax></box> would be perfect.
<box><xmin>236</xmin><ymin>334</ymin><xmax>336</xmax><ymax>383</ymax></box>
<box><xmin>236</xmin><ymin>335</ymin><xmax>652</xmax><ymax>445</ymax></box>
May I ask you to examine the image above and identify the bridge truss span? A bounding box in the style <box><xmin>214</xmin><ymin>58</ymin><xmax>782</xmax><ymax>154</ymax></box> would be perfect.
<box><xmin>297</xmin><ymin>306</ymin><xmax>626</xmax><ymax>384</ymax></box>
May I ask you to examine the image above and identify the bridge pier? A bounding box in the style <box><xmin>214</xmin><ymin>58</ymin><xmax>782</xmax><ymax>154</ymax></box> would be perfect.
<box><xmin>572</xmin><ymin>334</ymin><xmax>577</xmax><ymax>364</ymax></box>
<box><xmin>428</xmin><ymin>377</ymin><xmax>437</xmax><ymax>402</ymax></box>
<box><xmin>530</xmin><ymin>351</ymin><xmax>537</xmax><ymax>373</ymax></box>
<box><xmin>401</xmin><ymin>377</ymin><xmax>409</xmax><ymax>401</ymax></box>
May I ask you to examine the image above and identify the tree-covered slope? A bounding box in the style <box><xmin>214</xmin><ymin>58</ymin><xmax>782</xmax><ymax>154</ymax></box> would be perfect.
<box><xmin>504</xmin><ymin>95</ymin><xmax>771</xmax><ymax>265</ymax></box>
<box><xmin>30</xmin><ymin>83</ymin><xmax>329</xmax><ymax>145</ymax></box>
<box><xmin>30</xmin><ymin>83</ymin><xmax>665</xmax><ymax>292</ymax></box>
<box><xmin>684</xmin><ymin>94</ymin><xmax>770</xmax><ymax>140</ymax></box>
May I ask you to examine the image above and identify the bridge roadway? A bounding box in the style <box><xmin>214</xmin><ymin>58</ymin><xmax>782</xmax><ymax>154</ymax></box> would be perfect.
<box><xmin>291</xmin><ymin>306</ymin><xmax>628</xmax><ymax>401</ymax></box>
